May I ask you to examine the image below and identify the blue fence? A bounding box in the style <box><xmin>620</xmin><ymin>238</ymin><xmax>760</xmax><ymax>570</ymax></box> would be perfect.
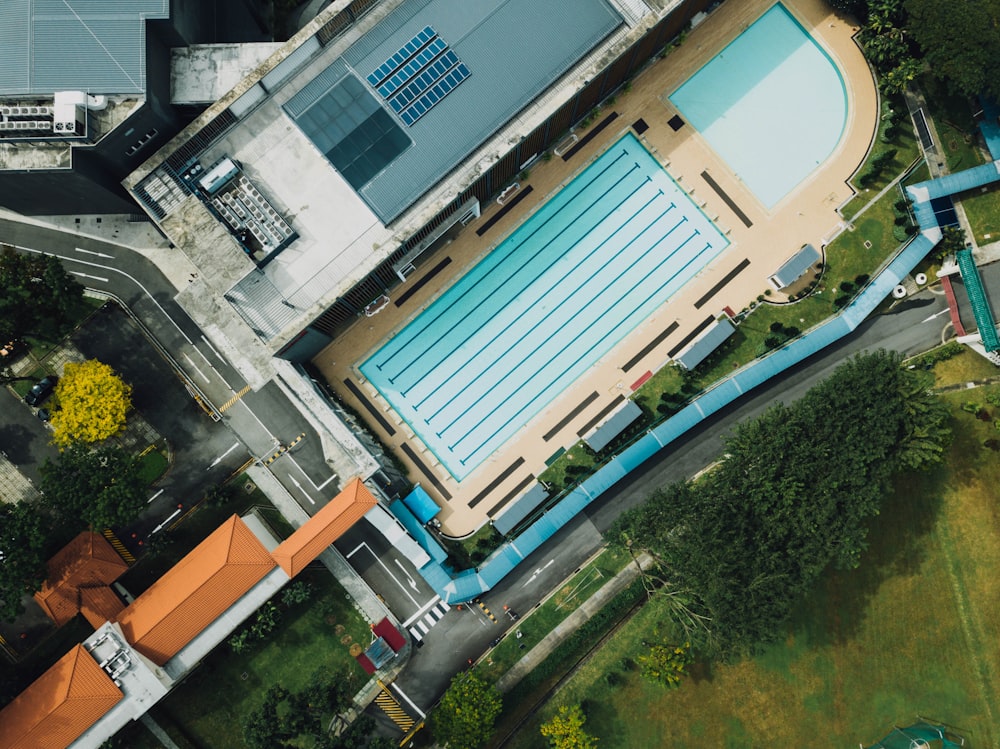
<box><xmin>389</xmin><ymin>159</ymin><xmax>1000</xmax><ymax>603</ymax></box>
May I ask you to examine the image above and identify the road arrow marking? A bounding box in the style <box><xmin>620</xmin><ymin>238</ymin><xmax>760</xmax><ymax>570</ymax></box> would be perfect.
<box><xmin>75</xmin><ymin>247</ymin><xmax>114</xmax><ymax>259</ymax></box>
<box><xmin>921</xmin><ymin>308</ymin><xmax>950</xmax><ymax>323</ymax></box>
<box><xmin>208</xmin><ymin>442</ymin><xmax>241</xmax><ymax>469</ymax></box>
<box><xmin>69</xmin><ymin>271</ymin><xmax>108</xmax><ymax>282</ymax></box>
<box><xmin>395</xmin><ymin>559</ymin><xmax>419</xmax><ymax>590</ymax></box>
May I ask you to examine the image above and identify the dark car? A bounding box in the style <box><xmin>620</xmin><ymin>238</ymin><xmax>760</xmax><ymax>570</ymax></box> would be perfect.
<box><xmin>24</xmin><ymin>375</ymin><xmax>57</xmax><ymax>407</ymax></box>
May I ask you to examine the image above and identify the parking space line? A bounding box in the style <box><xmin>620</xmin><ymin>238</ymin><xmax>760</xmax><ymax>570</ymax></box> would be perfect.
<box><xmin>182</xmin><ymin>353</ymin><xmax>210</xmax><ymax>384</ymax></box>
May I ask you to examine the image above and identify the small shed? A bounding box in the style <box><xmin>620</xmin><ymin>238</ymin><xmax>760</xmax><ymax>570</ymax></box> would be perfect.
<box><xmin>583</xmin><ymin>400</ymin><xmax>643</xmax><ymax>452</ymax></box>
<box><xmin>768</xmin><ymin>243</ymin><xmax>821</xmax><ymax>290</ymax></box>
<box><xmin>674</xmin><ymin>317</ymin><xmax>736</xmax><ymax>371</ymax></box>
<box><xmin>493</xmin><ymin>483</ymin><xmax>549</xmax><ymax>536</ymax></box>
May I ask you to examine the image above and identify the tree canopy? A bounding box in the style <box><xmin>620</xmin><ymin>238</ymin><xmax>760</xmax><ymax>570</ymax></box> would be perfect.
<box><xmin>0</xmin><ymin>248</ymin><xmax>84</xmax><ymax>341</ymax></box>
<box><xmin>39</xmin><ymin>444</ymin><xmax>147</xmax><ymax>529</ymax></box>
<box><xmin>540</xmin><ymin>704</ymin><xmax>599</xmax><ymax>749</ymax></box>
<box><xmin>904</xmin><ymin>0</ymin><xmax>1000</xmax><ymax>100</ymax></box>
<box><xmin>611</xmin><ymin>351</ymin><xmax>950</xmax><ymax>656</ymax></box>
<box><xmin>0</xmin><ymin>503</ymin><xmax>48</xmax><ymax>622</ymax></box>
<box><xmin>51</xmin><ymin>359</ymin><xmax>132</xmax><ymax>447</ymax></box>
<box><xmin>431</xmin><ymin>672</ymin><xmax>503</xmax><ymax>749</ymax></box>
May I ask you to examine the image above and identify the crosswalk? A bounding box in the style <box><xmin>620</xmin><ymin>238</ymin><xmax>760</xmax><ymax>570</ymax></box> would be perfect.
<box><xmin>406</xmin><ymin>598</ymin><xmax>449</xmax><ymax>644</ymax></box>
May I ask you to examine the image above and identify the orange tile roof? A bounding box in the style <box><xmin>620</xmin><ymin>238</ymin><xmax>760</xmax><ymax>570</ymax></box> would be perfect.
<box><xmin>271</xmin><ymin>478</ymin><xmax>378</xmax><ymax>577</ymax></box>
<box><xmin>79</xmin><ymin>587</ymin><xmax>125</xmax><ymax>630</ymax></box>
<box><xmin>115</xmin><ymin>516</ymin><xmax>275</xmax><ymax>665</ymax></box>
<box><xmin>34</xmin><ymin>532</ymin><xmax>128</xmax><ymax>627</ymax></box>
<box><xmin>0</xmin><ymin>644</ymin><xmax>122</xmax><ymax>749</ymax></box>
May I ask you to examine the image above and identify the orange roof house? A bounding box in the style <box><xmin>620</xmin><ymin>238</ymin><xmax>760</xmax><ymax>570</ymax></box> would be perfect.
<box><xmin>0</xmin><ymin>644</ymin><xmax>122</xmax><ymax>749</ymax></box>
<box><xmin>79</xmin><ymin>587</ymin><xmax>126</xmax><ymax>629</ymax></box>
<box><xmin>34</xmin><ymin>532</ymin><xmax>128</xmax><ymax>627</ymax></box>
<box><xmin>115</xmin><ymin>515</ymin><xmax>275</xmax><ymax>665</ymax></box>
<box><xmin>271</xmin><ymin>478</ymin><xmax>378</xmax><ymax>577</ymax></box>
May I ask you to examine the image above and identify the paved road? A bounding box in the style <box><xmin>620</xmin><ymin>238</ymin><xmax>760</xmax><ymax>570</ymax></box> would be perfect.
<box><xmin>0</xmin><ymin>218</ymin><xmax>338</xmax><ymax>512</ymax></box>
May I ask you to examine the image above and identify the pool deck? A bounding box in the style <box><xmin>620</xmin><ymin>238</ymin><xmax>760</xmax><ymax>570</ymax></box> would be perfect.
<box><xmin>312</xmin><ymin>0</ymin><xmax>877</xmax><ymax>536</ymax></box>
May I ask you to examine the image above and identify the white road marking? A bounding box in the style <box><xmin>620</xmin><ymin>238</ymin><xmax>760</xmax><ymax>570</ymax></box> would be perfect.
<box><xmin>521</xmin><ymin>559</ymin><xmax>555</xmax><ymax>587</ymax></box>
<box><xmin>289</xmin><ymin>474</ymin><xmax>315</xmax><ymax>505</ymax></box>
<box><xmin>288</xmin><ymin>455</ymin><xmax>321</xmax><ymax>489</ymax></box>
<box><xmin>417</xmin><ymin>620</ymin><xmax>429</xmax><ymax>634</ymax></box>
<box><xmin>147</xmin><ymin>489</ymin><xmax>164</xmax><ymax>504</ymax></box>
<box><xmin>402</xmin><ymin>596</ymin><xmax>443</xmax><ymax>627</ymax></box>
<box><xmin>394</xmin><ymin>559</ymin><xmax>419</xmax><ymax>590</ymax></box>
<box><xmin>200</xmin><ymin>334</ymin><xmax>226</xmax><ymax>364</ymax></box>
<box><xmin>316</xmin><ymin>474</ymin><xmax>338</xmax><ymax>491</ymax></box>
<box><xmin>182</xmin><ymin>352</ymin><xmax>210</xmax><ymax>383</ymax></box>
<box><xmin>74</xmin><ymin>247</ymin><xmax>114</xmax><ymax>259</ymax></box>
<box><xmin>208</xmin><ymin>442</ymin><xmax>241</xmax><ymax>469</ymax></box>
<box><xmin>70</xmin><ymin>271</ymin><xmax>108</xmax><ymax>282</ymax></box>
<box><xmin>423</xmin><ymin>613</ymin><xmax>435</xmax><ymax>628</ymax></box>
<box><xmin>17</xmin><ymin>245</ymin><xmax>195</xmax><ymax>345</ymax></box>
<box><xmin>151</xmin><ymin>508</ymin><xmax>182</xmax><ymax>534</ymax></box>
<box><xmin>390</xmin><ymin>684</ymin><xmax>426</xmax><ymax>719</ymax></box>
<box><xmin>921</xmin><ymin>308</ymin><xmax>949</xmax><ymax>323</ymax></box>
<box><xmin>344</xmin><ymin>542</ymin><xmax>419</xmax><ymax>606</ymax></box>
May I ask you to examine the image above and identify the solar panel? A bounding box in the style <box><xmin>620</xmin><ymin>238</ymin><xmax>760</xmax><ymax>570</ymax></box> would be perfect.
<box><xmin>367</xmin><ymin>26</ymin><xmax>437</xmax><ymax>89</ymax></box>
<box><xmin>377</xmin><ymin>38</ymin><xmax>448</xmax><ymax>98</ymax></box>
<box><xmin>387</xmin><ymin>51</ymin><xmax>459</xmax><ymax>111</ymax></box>
<box><xmin>399</xmin><ymin>64</ymin><xmax>470</xmax><ymax>126</ymax></box>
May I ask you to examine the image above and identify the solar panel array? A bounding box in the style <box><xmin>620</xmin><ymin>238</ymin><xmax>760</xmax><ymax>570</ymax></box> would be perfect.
<box><xmin>367</xmin><ymin>25</ymin><xmax>470</xmax><ymax>127</ymax></box>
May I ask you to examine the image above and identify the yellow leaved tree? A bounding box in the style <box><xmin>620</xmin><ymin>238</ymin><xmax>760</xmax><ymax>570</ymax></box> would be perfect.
<box><xmin>51</xmin><ymin>360</ymin><xmax>132</xmax><ymax>447</ymax></box>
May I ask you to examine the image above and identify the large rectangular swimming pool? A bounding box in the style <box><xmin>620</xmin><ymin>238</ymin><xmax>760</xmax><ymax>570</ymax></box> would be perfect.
<box><xmin>361</xmin><ymin>134</ymin><xmax>728</xmax><ymax>479</ymax></box>
<box><xmin>670</xmin><ymin>3</ymin><xmax>847</xmax><ymax>209</ymax></box>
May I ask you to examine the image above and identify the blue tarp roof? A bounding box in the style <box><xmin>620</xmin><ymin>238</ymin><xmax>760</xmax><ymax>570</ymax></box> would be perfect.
<box><xmin>403</xmin><ymin>485</ymin><xmax>441</xmax><ymax>523</ymax></box>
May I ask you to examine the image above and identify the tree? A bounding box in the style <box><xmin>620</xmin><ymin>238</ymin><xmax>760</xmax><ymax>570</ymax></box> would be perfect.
<box><xmin>824</xmin><ymin>0</ymin><xmax>870</xmax><ymax>21</ymax></box>
<box><xmin>0</xmin><ymin>248</ymin><xmax>84</xmax><ymax>341</ymax></box>
<box><xmin>932</xmin><ymin>225</ymin><xmax>966</xmax><ymax>264</ymax></box>
<box><xmin>639</xmin><ymin>642</ymin><xmax>693</xmax><ymax>688</ymax></box>
<box><xmin>0</xmin><ymin>503</ymin><xmax>49</xmax><ymax>622</ymax></box>
<box><xmin>540</xmin><ymin>704</ymin><xmax>598</xmax><ymax>749</ymax></box>
<box><xmin>905</xmin><ymin>0</ymin><xmax>1000</xmax><ymax>100</ymax></box>
<box><xmin>51</xmin><ymin>360</ymin><xmax>132</xmax><ymax>447</ymax></box>
<box><xmin>39</xmin><ymin>444</ymin><xmax>147</xmax><ymax>529</ymax></box>
<box><xmin>611</xmin><ymin>351</ymin><xmax>951</xmax><ymax>656</ymax></box>
<box><xmin>431</xmin><ymin>672</ymin><xmax>502</xmax><ymax>749</ymax></box>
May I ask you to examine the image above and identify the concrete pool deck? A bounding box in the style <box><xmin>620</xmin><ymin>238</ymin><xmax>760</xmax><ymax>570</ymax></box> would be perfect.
<box><xmin>312</xmin><ymin>0</ymin><xmax>877</xmax><ymax>536</ymax></box>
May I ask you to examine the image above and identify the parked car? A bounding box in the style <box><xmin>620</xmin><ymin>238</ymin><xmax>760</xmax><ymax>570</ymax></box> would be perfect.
<box><xmin>24</xmin><ymin>375</ymin><xmax>57</xmax><ymax>406</ymax></box>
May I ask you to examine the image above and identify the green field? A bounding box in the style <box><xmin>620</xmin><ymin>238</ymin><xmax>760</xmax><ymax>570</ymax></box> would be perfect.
<box><xmin>507</xmin><ymin>369</ymin><xmax>1000</xmax><ymax>748</ymax></box>
<box><xmin>154</xmin><ymin>569</ymin><xmax>370</xmax><ymax>749</ymax></box>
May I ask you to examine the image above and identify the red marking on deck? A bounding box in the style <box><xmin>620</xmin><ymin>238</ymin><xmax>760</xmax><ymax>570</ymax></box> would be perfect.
<box><xmin>723</xmin><ymin>305</ymin><xmax>737</xmax><ymax>319</ymax></box>
<box><xmin>630</xmin><ymin>371</ymin><xmax>653</xmax><ymax>391</ymax></box>
<box><xmin>941</xmin><ymin>274</ymin><xmax>967</xmax><ymax>336</ymax></box>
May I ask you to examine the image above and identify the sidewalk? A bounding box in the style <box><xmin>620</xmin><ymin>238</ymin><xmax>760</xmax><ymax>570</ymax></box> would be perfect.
<box><xmin>496</xmin><ymin>552</ymin><xmax>653</xmax><ymax>693</ymax></box>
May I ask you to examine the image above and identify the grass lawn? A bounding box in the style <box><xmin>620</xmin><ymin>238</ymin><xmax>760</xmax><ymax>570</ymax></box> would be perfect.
<box><xmin>136</xmin><ymin>444</ymin><xmax>169</xmax><ymax>485</ymax></box>
<box><xmin>930</xmin><ymin>348</ymin><xmax>1000</xmax><ymax>387</ymax></box>
<box><xmin>959</xmin><ymin>183</ymin><xmax>1000</xmax><ymax>245</ymax></box>
<box><xmin>155</xmin><ymin>569</ymin><xmax>370</xmax><ymax>749</ymax></box>
<box><xmin>506</xmin><ymin>378</ymin><xmax>1000</xmax><ymax>747</ymax></box>
<box><xmin>476</xmin><ymin>548</ymin><xmax>630</xmax><ymax>684</ymax></box>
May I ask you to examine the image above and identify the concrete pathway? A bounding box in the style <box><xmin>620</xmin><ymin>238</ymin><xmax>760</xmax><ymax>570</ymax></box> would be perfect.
<box><xmin>139</xmin><ymin>714</ymin><xmax>182</xmax><ymax>749</ymax></box>
<box><xmin>496</xmin><ymin>552</ymin><xmax>653</xmax><ymax>693</ymax></box>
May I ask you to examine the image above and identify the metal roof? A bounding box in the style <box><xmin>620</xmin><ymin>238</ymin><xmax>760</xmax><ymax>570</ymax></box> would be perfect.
<box><xmin>583</xmin><ymin>400</ymin><xmax>643</xmax><ymax>453</ymax></box>
<box><xmin>770</xmin><ymin>243</ymin><xmax>821</xmax><ymax>289</ymax></box>
<box><xmin>287</xmin><ymin>0</ymin><xmax>622</xmax><ymax>223</ymax></box>
<box><xmin>0</xmin><ymin>0</ymin><xmax>169</xmax><ymax>96</ymax></box>
<box><xmin>675</xmin><ymin>317</ymin><xmax>736</xmax><ymax>371</ymax></box>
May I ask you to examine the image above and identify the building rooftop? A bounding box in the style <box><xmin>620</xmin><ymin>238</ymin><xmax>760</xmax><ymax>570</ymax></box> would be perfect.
<box><xmin>0</xmin><ymin>0</ymin><xmax>168</xmax><ymax>97</ymax></box>
<box><xmin>114</xmin><ymin>515</ymin><xmax>276</xmax><ymax>665</ymax></box>
<box><xmin>0</xmin><ymin>644</ymin><xmax>122</xmax><ymax>749</ymax></box>
<box><xmin>285</xmin><ymin>0</ymin><xmax>623</xmax><ymax>223</ymax></box>
<box><xmin>34</xmin><ymin>531</ymin><xmax>129</xmax><ymax>628</ymax></box>
<box><xmin>271</xmin><ymin>477</ymin><xmax>378</xmax><ymax>577</ymax></box>
<box><xmin>171</xmin><ymin>44</ymin><xmax>285</xmax><ymax>105</ymax></box>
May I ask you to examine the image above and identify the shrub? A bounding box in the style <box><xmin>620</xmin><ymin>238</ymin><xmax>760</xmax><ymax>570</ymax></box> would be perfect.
<box><xmin>769</xmin><ymin>321</ymin><xmax>785</xmax><ymax>333</ymax></box>
<box><xmin>840</xmin><ymin>281</ymin><xmax>856</xmax><ymax>293</ymax></box>
<box><xmin>854</xmin><ymin>274</ymin><xmax>870</xmax><ymax>286</ymax></box>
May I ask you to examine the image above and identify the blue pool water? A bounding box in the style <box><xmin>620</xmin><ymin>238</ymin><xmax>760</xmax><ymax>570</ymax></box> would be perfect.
<box><xmin>670</xmin><ymin>3</ymin><xmax>847</xmax><ymax>209</ymax></box>
<box><xmin>361</xmin><ymin>134</ymin><xmax>728</xmax><ymax>479</ymax></box>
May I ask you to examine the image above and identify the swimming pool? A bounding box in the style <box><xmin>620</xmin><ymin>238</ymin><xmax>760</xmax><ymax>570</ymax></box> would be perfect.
<box><xmin>670</xmin><ymin>3</ymin><xmax>847</xmax><ymax>209</ymax></box>
<box><xmin>361</xmin><ymin>134</ymin><xmax>728</xmax><ymax>479</ymax></box>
